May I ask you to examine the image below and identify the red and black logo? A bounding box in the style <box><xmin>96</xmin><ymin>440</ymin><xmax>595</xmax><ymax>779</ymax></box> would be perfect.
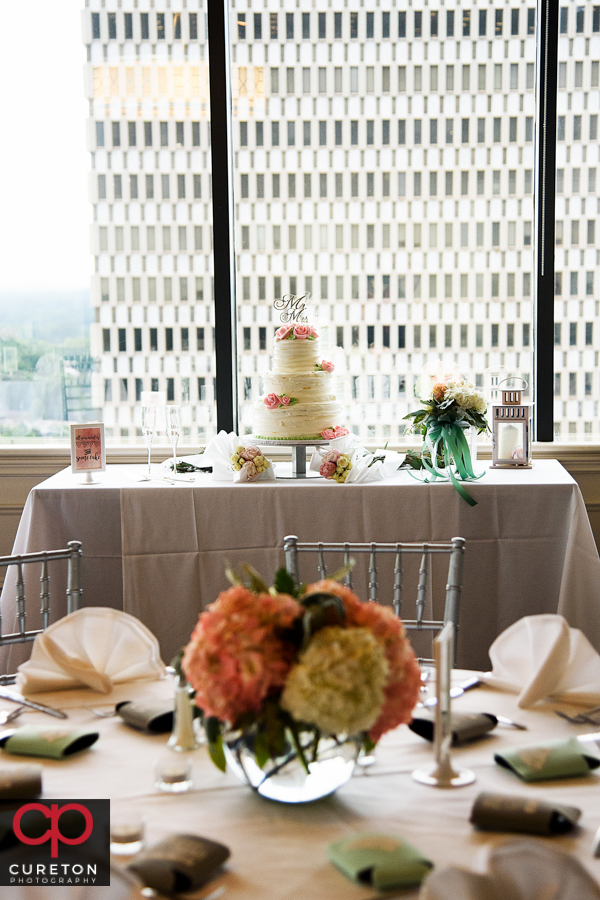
<box><xmin>0</xmin><ymin>799</ymin><xmax>110</xmax><ymax>886</ymax></box>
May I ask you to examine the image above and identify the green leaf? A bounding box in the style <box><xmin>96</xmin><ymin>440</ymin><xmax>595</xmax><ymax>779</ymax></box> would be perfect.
<box><xmin>273</xmin><ymin>567</ymin><xmax>298</xmax><ymax>597</ymax></box>
<box><xmin>253</xmin><ymin>729</ymin><xmax>271</xmax><ymax>769</ymax></box>
<box><xmin>205</xmin><ymin>717</ymin><xmax>227</xmax><ymax>772</ymax></box>
<box><xmin>224</xmin><ymin>563</ymin><xmax>242</xmax><ymax>586</ymax></box>
<box><xmin>240</xmin><ymin>564</ymin><xmax>270</xmax><ymax>594</ymax></box>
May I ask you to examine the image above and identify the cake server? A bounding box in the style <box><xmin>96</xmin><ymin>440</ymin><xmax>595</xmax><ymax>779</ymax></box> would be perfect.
<box><xmin>0</xmin><ymin>687</ymin><xmax>67</xmax><ymax>719</ymax></box>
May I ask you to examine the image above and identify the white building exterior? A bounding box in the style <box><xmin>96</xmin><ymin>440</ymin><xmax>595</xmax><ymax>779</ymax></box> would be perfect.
<box><xmin>84</xmin><ymin>0</ymin><xmax>600</xmax><ymax>443</ymax></box>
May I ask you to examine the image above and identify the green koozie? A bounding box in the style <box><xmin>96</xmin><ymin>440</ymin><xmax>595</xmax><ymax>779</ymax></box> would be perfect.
<box><xmin>0</xmin><ymin>726</ymin><xmax>99</xmax><ymax>759</ymax></box>
<box><xmin>494</xmin><ymin>737</ymin><xmax>600</xmax><ymax>782</ymax></box>
<box><xmin>328</xmin><ymin>833</ymin><xmax>433</xmax><ymax>890</ymax></box>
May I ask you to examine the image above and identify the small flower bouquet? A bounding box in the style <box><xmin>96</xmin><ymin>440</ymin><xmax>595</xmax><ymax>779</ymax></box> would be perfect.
<box><xmin>319</xmin><ymin>448</ymin><xmax>353</xmax><ymax>482</ymax></box>
<box><xmin>182</xmin><ymin>566</ymin><xmax>421</xmax><ymax>796</ymax></box>
<box><xmin>404</xmin><ymin>366</ymin><xmax>490</xmax><ymax>506</ymax></box>
<box><xmin>230</xmin><ymin>445</ymin><xmax>272</xmax><ymax>481</ymax></box>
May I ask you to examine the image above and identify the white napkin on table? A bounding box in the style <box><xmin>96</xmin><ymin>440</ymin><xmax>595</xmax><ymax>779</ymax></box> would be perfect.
<box><xmin>480</xmin><ymin>614</ymin><xmax>600</xmax><ymax>708</ymax></box>
<box><xmin>16</xmin><ymin>607</ymin><xmax>166</xmax><ymax>695</ymax></box>
<box><xmin>345</xmin><ymin>448</ymin><xmax>404</xmax><ymax>484</ymax></box>
<box><xmin>419</xmin><ymin>840</ymin><xmax>600</xmax><ymax>900</ymax></box>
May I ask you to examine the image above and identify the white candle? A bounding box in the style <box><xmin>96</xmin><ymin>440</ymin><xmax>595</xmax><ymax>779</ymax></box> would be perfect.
<box><xmin>498</xmin><ymin>424</ymin><xmax>519</xmax><ymax>459</ymax></box>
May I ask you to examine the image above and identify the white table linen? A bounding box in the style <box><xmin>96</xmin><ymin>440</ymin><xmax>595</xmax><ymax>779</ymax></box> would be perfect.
<box><xmin>1</xmin><ymin>673</ymin><xmax>600</xmax><ymax>900</ymax></box>
<box><xmin>2</xmin><ymin>459</ymin><xmax>600</xmax><ymax>670</ymax></box>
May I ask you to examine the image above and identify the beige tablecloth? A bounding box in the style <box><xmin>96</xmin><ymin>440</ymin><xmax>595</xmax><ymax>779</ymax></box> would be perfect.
<box><xmin>2</xmin><ymin>459</ymin><xmax>600</xmax><ymax>670</ymax></box>
<box><xmin>1</xmin><ymin>673</ymin><xmax>600</xmax><ymax>899</ymax></box>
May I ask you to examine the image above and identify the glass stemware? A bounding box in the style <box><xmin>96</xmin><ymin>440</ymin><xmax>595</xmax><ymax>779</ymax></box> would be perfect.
<box><xmin>141</xmin><ymin>405</ymin><xmax>156</xmax><ymax>480</ymax></box>
<box><xmin>166</xmin><ymin>405</ymin><xmax>181</xmax><ymax>475</ymax></box>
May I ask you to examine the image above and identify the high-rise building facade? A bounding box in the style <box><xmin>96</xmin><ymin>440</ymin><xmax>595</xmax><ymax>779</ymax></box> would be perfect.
<box><xmin>83</xmin><ymin>1</ymin><xmax>600</xmax><ymax>444</ymax></box>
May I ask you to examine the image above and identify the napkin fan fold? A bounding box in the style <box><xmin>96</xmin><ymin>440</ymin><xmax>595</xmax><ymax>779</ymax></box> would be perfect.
<box><xmin>16</xmin><ymin>607</ymin><xmax>166</xmax><ymax>695</ymax></box>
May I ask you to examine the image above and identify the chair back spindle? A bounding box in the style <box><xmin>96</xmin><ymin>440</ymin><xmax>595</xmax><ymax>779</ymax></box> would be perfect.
<box><xmin>282</xmin><ymin>535</ymin><xmax>465</xmax><ymax>666</ymax></box>
<box><xmin>0</xmin><ymin>541</ymin><xmax>83</xmax><ymax>684</ymax></box>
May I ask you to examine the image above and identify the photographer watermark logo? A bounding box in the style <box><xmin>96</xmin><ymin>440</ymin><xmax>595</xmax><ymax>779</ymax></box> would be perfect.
<box><xmin>0</xmin><ymin>799</ymin><xmax>110</xmax><ymax>886</ymax></box>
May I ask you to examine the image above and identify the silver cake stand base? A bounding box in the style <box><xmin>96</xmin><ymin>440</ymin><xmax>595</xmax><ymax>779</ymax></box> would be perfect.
<box><xmin>249</xmin><ymin>437</ymin><xmax>328</xmax><ymax>478</ymax></box>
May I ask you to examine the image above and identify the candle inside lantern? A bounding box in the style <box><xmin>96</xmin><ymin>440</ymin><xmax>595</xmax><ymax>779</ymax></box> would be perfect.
<box><xmin>498</xmin><ymin>423</ymin><xmax>520</xmax><ymax>460</ymax></box>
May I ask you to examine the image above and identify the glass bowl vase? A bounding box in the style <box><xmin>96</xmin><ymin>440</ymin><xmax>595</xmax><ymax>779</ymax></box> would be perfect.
<box><xmin>224</xmin><ymin>729</ymin><xmax>360</xmax><ymax>804</ymax></box>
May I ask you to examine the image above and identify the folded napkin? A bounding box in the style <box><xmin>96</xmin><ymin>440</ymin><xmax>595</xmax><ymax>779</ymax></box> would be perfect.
<box><xmin>345</xmin><ymin>448</ymin><xmax>404</xmax><ymax>484</ymax></box>
<box><xmin>419</xmin><ymin>839</ymin><xmax>600</xmax><ymax>900</ymax></box>
<box><xmin>203</xmin><ymin>430</ymin><xmax>275</xmax><ymax>483</ymax></box>
<box><xmin>16</xmin><ymin>607</ymin><xmax>166</xmax><ymax>695</ymax></box>
<box><xmin>480</xmin><ymin>614</ymin><xmax>600</xmax><ymax>708</ymax></box>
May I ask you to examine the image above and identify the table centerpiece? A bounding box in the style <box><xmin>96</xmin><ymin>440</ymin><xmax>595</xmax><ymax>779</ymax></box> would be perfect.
<box><xmin>181</xmin><ymin>566</ymin><xmax>422</xmax><ymax>803</ymax></box>
<box><xmin>403</xmin><ymin>367</ymin><xmax>490</xmax><ymax>507</ymax></box>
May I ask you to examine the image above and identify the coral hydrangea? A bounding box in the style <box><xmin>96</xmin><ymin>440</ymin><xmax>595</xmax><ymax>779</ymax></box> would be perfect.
<box><xmin>182</xmin><ymin>585</ymin><xmax>302</xmax><ymax>725</ymax></box>
<box><xmin>280</xmin><ymin>626</ymin><xmax>388</xmax><ymax>736</ymax></box>
<box><xmin>302</xmin><ymin>580</ymin><xmax>422</xmax><ymax>742</ymax></box>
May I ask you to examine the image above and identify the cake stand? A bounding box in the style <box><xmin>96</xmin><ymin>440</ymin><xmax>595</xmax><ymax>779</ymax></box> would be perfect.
<box><xmin>249</xmin><ymin>438</ymin><xmax>328</xmax><ymax>479</ymax></box>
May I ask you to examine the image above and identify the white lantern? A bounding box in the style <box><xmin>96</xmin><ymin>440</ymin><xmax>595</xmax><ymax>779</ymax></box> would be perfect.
<box><xmin>491</xmin><ymin>378</ymin><xmax>532</xmax><ymax>469</ymax></box>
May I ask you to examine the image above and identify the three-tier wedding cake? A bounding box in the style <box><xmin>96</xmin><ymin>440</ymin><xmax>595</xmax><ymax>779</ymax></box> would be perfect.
<box><xmin>253</xmin><ymin>323</ymin><xmax>346</xmax><ymax>440</ymax></box>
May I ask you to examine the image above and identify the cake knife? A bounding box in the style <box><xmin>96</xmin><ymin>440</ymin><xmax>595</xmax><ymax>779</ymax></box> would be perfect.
<box><xmin>0</xmin><ymin>687</ymin><xmax>67</xmax><ymax>719</ymax></box>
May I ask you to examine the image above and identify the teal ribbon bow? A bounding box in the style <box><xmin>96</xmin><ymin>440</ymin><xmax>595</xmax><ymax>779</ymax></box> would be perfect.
<box><xmin>410</xmin><ymin>420</ymin><xmax>484</xmax><ymax>507</ymax></box>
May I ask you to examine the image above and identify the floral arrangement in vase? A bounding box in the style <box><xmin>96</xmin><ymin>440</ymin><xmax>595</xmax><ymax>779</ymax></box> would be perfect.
<box><xmin>181</xmin><ymin>566</ymin><xmax>421</xmax><ymax>800</ymax></box>
<box><xmin>404</xmin><ymin>365</ymin><xmax>490</xmax><ymax>507</ymax></box>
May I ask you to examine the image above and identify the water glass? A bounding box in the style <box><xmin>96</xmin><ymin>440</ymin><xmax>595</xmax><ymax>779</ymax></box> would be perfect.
<box><xmin>154</xmin><ymin>753</ymin><xmax>193</xmax><ymax>793</ymax></box>
<box><xmin>110</xmin><ymin>811</ymin><xmax>146</xmax><ymax>856</ymax></box>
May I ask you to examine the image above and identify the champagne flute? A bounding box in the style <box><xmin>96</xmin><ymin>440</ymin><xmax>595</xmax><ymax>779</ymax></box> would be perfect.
<box><xmin>166</xmin><ymin>405</ymin><xmax>181</xmax><ymax>475</ymax></box>
<box><xmin>141</xmin><ymin>405</ymin><xmax>156</xmax><ymax>480</ymax></box>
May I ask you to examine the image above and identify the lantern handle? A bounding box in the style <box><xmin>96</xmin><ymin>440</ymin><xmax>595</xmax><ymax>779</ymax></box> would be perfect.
<box><xmin>498</xmin><ymin>376</ymin><xmax>529</xmax><ymax>391</ymax></box>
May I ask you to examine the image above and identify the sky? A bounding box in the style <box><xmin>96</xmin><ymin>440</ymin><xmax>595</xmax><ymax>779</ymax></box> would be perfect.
<box><xmin>0</xmin><ymin>0</ymin><xmax>90</xmax><ymax>294</ymax></box>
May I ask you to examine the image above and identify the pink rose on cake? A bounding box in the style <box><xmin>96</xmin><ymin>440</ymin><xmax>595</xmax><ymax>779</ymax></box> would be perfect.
<box><xmin>293</xmin><ymin>324</ymin><xmax>311</xmax><ymax>340</ymax></box>
<box><xmin>321</xmin><ymin>428</ymin><xmax>336</xmax><ymax>440</ymax></box>
<box><xmin>319</xmin><ymin>360</ymin><xmax>335</xmax><ymax>373</ymax></box>
<box><xmin>309</xmin><ymin>325</ymin><xmax>319</xmax><ymax>338</ymax></box>
<box><xmin>264</xmin><ymin>393</ymin><xmax>281</xmax><ymax>409</ymax></box>
<box><xmin>279</xmin><ymin>396</ymin><xmax>291</xmax><ymax>407</ymax></box>
<box><xmin>275</xmin><ymin>325</ymin><xmax>294</xmax><ymax>341</ymax></box>
<box><xmin>333</xmin><ymin>425</ymin><xmax>349</xmax><ymax>437</ymax></box>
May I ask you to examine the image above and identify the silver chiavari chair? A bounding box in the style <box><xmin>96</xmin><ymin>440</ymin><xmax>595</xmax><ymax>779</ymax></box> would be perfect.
<box><xmin>283</xmin><ymin>534</ymin><xmax>465</xmax><ymax>665</ymax></box>
<box><xmin>0</xmin><ymin>541</ymin><xmax>83</xmax><ymax>684</ymax></box>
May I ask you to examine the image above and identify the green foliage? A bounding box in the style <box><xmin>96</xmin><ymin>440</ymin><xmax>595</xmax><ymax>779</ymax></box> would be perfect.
<box><xmin>273</xmin><ymin>567</ymin><xmax>298</xmax><ymax>598</ymax></box>
<box><xmin>205</xmin><ymin>716</ymin><xmax>227</xmax><ymax>772</ymax></box>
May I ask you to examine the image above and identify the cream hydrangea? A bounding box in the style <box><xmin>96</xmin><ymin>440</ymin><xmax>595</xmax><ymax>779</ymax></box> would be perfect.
<box><xmin>280</xmin><ymin>626</ymin><xmax>388</xmax><ymax>735</ymax></box>
<box><xmin>443</xmin><ymin>379</ymin><xmax>487</xmax><ymax>414</ymax></box>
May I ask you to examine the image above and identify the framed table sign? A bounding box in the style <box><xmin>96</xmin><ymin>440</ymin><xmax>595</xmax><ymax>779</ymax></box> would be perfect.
<box><xmin>70</xmin><ymin>424</ymin><xmax>106</xmax><ymax>483</ymax></box>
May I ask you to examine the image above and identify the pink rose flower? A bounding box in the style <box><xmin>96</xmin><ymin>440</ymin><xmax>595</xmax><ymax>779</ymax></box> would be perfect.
<box><xmin>275</xmin><ymin>325</ymin><xmax>293</xmax><ymax>341</ymax></box>
<box><xmin>321</xmin><ymin>428</ymin><xmax>336</xmax><ymax>440</ymax></box>
<box><xmin>320</xmin><ymin>360</ymin><xmax>335</xmax><ymax>373</ymax></box>
<box><xmin>280</xmin><ymin>396</ymin><xmax>291</xmax><ymax>407</ymax></box>
<box><xmin>243</xmin><ymin>460</ymin><xmax>258</xmax><ymax>479</ymax></box>
<box><xmin>309</xmin><ymin>325</ymin><xmax>319</xmax><ymax>338</ymax></box>
<box><xmin>264</xmin><ymin>393</ymin><xmax>281</xmax><ymax>409</ymax></box>
<box><xmin>320</xmin><ymin>460</ymin><xmax>337</xmax><ymax>478</ymax></box>
<box><xmin>324</xmin><ymin>449</ymin><xmax>341</xmax><ymax>463</ymax></box>
<box><xmin>240</xmin><ymin>446</ymin><xmax>260</xmax><ymax>461</ymax></box>
<box><xmin>293</xmin><ymin>324</ymin><xmax>311</xmax><ymax>340</ymax></box>
<box><xmin>333</xmin><ymin>425</ymin><xmax>349</xmax><ymax>437</ymax></box>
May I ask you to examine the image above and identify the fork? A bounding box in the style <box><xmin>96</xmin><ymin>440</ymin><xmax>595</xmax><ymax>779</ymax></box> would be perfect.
<box><xmin>555</xmin><ymin>704</ymin><xmax>600</xmax><ymax>724</ymax></box>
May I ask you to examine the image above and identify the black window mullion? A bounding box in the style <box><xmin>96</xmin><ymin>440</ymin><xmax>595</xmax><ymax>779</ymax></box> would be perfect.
<box><xmin>534</xmin><ymin>0</ymin><xmax>558</xmax><ymax>441</ymax></box>
<box><xmin>207</xmin><ymin>0</ymin><xmax>239</xmax><ymax>433</ymax></box>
